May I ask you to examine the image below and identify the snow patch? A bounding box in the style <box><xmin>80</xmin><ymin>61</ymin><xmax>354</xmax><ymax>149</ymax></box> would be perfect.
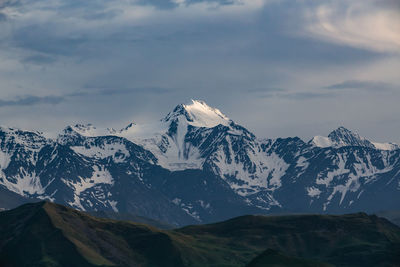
<box><xmin>214</xmin><ymin>144</ymin><xmax>289</xmax><ymax>196</ymax></box>
<box><xmin>307</xmin><ymin>187</ymin><xmax>322</xmax><ymax>198</ymax></box>
<box><xmin>69</xmin><ymin>124</ymin><xmax>109</xmax><ymax>137</ymax></box>
<box><xmin>109</xmin><ymin>200</ymin><xmax>118</xmax><ymax>212</ymax></box>
<box><xmin>311</xmin><ymin>136</ymin><xmax>332</xmax><ymax>148</ymax></box>
<box><xmin>197</xmin><ymin>200</ymin><xmax>210</xmax><ymax>209</ymax></box>
<box><xmin>320</xmin><ymin>151</ymin><xmax>393</xmax><ymax>210</ymax></box>
<box><xmin>0</xmin><ymin>151</ymin><xmax>11</xmax><ymax>169</ymax></box>
<box><xmin>65</xmin><ymin>166</ymin><xmax>113</xmax><ymax>195</ymax></box>
<box><xmin>0</xmin><ymin>170</ymin><xmax>45</xmax><ymax>196</ymax></box>
<box><xmin>171</xmin><ymin>198</ymin><xmax>201</xmax><ymax>221</ymax></box>
<box><xmin>172</xmin><ymin>198</ymin><xmax>181</xmax><ymax>205</ymax></box>
<box><xmin>63</xmin><ymin>166</ymin><xmax>114</xmax><ymax>210</ymax></box>
<box><xmin>372</xmin><ymin>142</ymin><xmax>399</xmax><ymax>151</ymax></box>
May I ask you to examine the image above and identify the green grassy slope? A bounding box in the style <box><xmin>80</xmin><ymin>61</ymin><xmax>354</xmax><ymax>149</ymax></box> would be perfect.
<box><xmin>0</xmin><ymin>202</ymin><xmax>94</xmax><ymax>267</ymax></box>
<box><xmin>87</xmin><ymin>210</ymin><xmax>174</xmax><ymax>230</ymax></box>
<box><xmin>1</xmin><ymin>202</ymin><xmax>399</xmax><ymax>267</ymax></box>
<box><xmin>245</xmin><ymin>249</ymin><xmax>332</xmax><ymax>267</ymax></box>
<box><xmin>174</xmin><ymin>214</ymin><xmax>400</xmax><ymax>266</ymax></box>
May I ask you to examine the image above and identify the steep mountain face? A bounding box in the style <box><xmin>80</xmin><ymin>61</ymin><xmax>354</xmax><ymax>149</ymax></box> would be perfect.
<box><xmin>1</xmin><ymin>202</ymin><xmax>400</xmax><ymax>267</ymax></box>
<box><xmin>275</xmin><ymin>145</ymin><xmax>400</xmax><ymax>213</ymax></box>
<box><xmin>0</xmin><ymin>100</ymin><xmax>399</xmax><ymax>226</ymax></box>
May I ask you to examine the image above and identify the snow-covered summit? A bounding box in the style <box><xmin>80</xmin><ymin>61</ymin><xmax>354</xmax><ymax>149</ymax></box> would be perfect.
<box><xmin>310</xmin><ymin>126</ymin><xmax>368</xmax><ymax>148</ymax></box>
<box><xmin>310</xmin><ymin>127</ymin><xmax>398</xmax><ymax>150</ymax></box>
<box><xmin>66</xmin><ymin>124</ymin><xmax>109</xmax><ymax>137</ymax></box>
<box><xmin>162</xmin><ymin>100</ymin><xmax>230</xmax><ymax>128</ymax></box>
<box><xmin>327</xmin><ymin>126</ymin><xmax>375</xmax><ymax>148</ymax></box>
<box><xmin>114</xmin><ymin>100</ymin><xmax>255</xmax><ymax>172</ymax></box>
<box><xmin>57</xmin><ymin>124</ymin><xmax>114</xmax><ymax>145</ymax></box>
<box><xmin>311</xmin><ymin>127</ymin><xmax>374</xmax><ymax>148</ymax></box>
<box><xmin>0</xmin><ymin>126</ymin><xmax>49</xmax><ymax>149</ymax></box>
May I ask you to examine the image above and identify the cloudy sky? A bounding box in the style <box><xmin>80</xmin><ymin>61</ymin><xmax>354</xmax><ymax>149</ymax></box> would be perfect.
<box><xmin>0</xmin><ymin>0</ymin><xmax>399</xmax><ymax>142</ymax></box>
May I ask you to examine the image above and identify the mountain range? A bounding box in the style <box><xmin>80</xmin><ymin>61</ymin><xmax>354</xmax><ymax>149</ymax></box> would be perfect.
<box><xmin>0</xmin><ymin>100</ymin><xmax>399</xmax><ymax>226</ymax></box>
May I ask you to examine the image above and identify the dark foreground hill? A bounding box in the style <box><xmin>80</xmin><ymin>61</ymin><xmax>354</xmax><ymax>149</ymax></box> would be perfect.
<box><xmin>1</xmin><ymin>202</ymin><xmax>399</xmax><ymax>267</ymax></box>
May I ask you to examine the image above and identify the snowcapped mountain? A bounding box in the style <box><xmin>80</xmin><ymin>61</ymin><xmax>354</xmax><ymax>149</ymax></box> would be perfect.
<box><xmin>114</xmin><ymin>100</ymin><xmax>234</xmax><ymax>171</ymax></box>
<box><xmin>114</xmin><ymin>100</ymin><xmax>289</xmax><ymax>209</ymax></box>
<box><xmin>310</xmin><ymin>126</ymin><xmax>397</xmax><ymax>150</ymax></box>
<box><xmin>0</xmin><ymin>101</ymin><xmax>399</xmax><ymax>225</ymax></box>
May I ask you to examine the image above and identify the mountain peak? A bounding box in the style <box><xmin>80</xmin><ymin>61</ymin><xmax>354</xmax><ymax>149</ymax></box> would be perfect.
<box><xmin>311</xmin><ymin>127</ymin><xmax>375</xmax><ymax>149</ymax></box>
<box><xmin>59</xmin><ymin>124</ymin><xmax>112</xmax><ymax>144</ymax></box>
<box><xmin>328</xmin><ymin>126</ymin><xmax>355</xmax><ymax>138</ymax></box>
<box><xmin>162</xmin><ymin>99</ymin><xmax>230</xmax><ymax>128</ymax></box>
<box><xmin>328</xmin><ymin>127</ymin><xmax>374</xmax><ymax>148</ymax></box>
<box><xmin>119</xmin><ymin>122</ymin><xmax>136</xmax><ymax>132</ymax></box>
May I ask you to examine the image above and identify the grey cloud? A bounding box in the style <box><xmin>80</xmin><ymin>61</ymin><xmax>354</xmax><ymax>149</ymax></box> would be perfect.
<box><xmin>247</xmin><ymin>87</ymin><xmax>332</xmax><ymax>100</ymax></box>
<box><xmin>247</xmin><ymin>88</ymin><xmax>284</xmax><ymax>93</ymax></box>
<box><xmin>186</xmin><ymin>0</ymin><xmax>236</xmax><ymax>5</ymax></box>
<box><xmin>96</xmin><ymin>87</ymin><xmax>172</xmax><ymax>95</ymax></box>
<box><xmin>246</xmin><ymin>88</ymin><xmax>334</xmax><ymax>100</ymax></box>
<box><xmin>66</xmin><ymin>91</ymin><xmax>90</xmax><ymax>97</ymax></box>
<box><xmin>50</xmin><ymin>0</ymin><xmax>122</xmax><ymax>20</ymax></box>
<box><xmin>325</xmin><ymin>80</ymin><xmax>395</xmax><ymax>91</ymax></box>
<box><xmin>5</xmin><ymin>0</ymin><xmax>382</xmax><ymax>65</ymax></box>
<box><xmin>0</xmin><ymin>95</ymin><xmax>65</xmax><ymax>107</ymax></box>
<box><xmin>0</xmin><ymin>0</ymin><xmax>20</xmax><ymax>8</ymax></box>
<box><xmin>13</xmin><ymin>25</ymin><xmax>86</xmax><ymax>56</ymax></box>
<box><xmin>0</xmin><ymin>0</ymin><xmax>16</xmax><ymax>20</ymax></box>
<box><xmin>137</xmin><ymin>0</ymin><xmax>237</xmax><ymax>9</ymax></box>
<box><xmin>136</xmin><ymin>0</ymin><xmax>177</xmax><ymax>9</ymax></box>
<box><xmin>83</xmin><ymin>10</ymin><xmax>121</xmax><ymax>21</ymax></box>
<box><xmin>247</xmin><ymin>87</ymin><xmax>285</xmax><ymax>98</ymax></box>
<box><xmin>380</xmin><ymin>0</ymin><xmax>400</xmax><ymax>9</ymax></box>
<box><xmin>279</xmin><ymin>92</ymin><xmax>333</xmax><ymax>100</ymax></box>
<box><xmin>68</xmin><ymin>87</ymin><xmax>173</xmax><ymax>97</ymax></box>
<box><xmin>21</xmin><ymin>54</ymin><xmax>56</xmax><ymax>65</ymax></box>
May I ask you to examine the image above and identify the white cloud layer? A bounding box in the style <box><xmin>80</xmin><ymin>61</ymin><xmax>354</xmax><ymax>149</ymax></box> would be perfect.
<box><xmin>303</xmin><ymin>0</ymin><xmax>400</xmax><ymax>53</ymax></box>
